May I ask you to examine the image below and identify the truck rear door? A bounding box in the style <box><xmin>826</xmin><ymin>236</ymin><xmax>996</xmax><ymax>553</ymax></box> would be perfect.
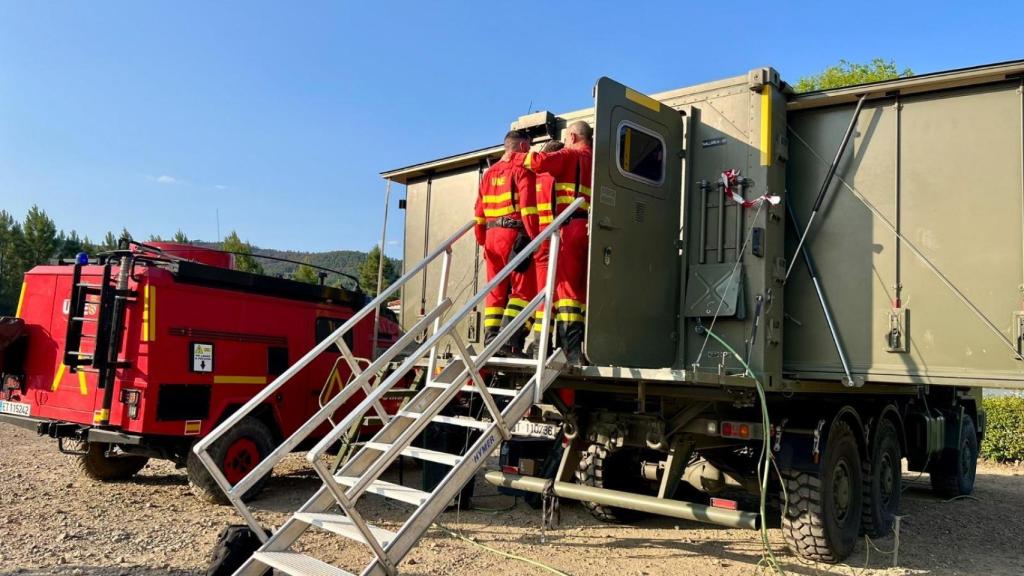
<box><xmin>586</xmin><ymin>77</ymin><xmax>685</xmax><ymax>367</ymax></box>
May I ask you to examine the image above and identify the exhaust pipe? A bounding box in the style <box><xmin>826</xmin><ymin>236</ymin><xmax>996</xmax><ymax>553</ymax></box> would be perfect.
<box><xmin>484</xmin><ymin>471</ymin><xmax>759</xmax><ymax>530</ymax></box>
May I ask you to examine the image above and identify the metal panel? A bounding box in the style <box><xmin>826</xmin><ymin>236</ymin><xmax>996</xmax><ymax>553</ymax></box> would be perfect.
<box><xmin>586</xmin><ymin>77</ymin><xmax>684</xmax><ymax>367</ymax></box>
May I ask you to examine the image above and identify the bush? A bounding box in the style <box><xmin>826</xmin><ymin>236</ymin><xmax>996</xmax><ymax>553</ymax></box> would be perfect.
<box><xmin>981</xmin><ymin>396</ymin><xmax>1024</xmax><ymax>463</ymax></box>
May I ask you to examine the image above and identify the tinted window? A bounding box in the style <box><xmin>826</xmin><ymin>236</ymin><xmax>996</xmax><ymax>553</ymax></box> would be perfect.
<box><xmin>618</xmin><ymin>123</ymin><xmax>665</xmax><ymax>184</ymax></box>
<box><xmin>315</xmin><ymin>317</ymin><xmax>355</xmax><ymax>351</ymax></box>
<box><xmin>267</xmin><ymin>346</ymin><xmax>289</xmax><ymax>376</ymax></box>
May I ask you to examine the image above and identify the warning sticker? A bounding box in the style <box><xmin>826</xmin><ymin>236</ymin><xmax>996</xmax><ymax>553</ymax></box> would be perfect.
<box><xmin>191</xmin><ymin>342</ymin><xmax>214</xmax><ymax>373</ymax></box>
<box><xmin>184</xmin><ymin>420</ymin><xmax>202</xmax><ymax>435</ymax></box>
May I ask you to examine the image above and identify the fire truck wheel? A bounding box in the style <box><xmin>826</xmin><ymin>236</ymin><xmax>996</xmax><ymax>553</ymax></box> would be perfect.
<box><xmin>76</xmin><ymin>442</ymin><xmax>149</xmax><ymax>481</ymax></box>
<box><xmin>187</xmin><ymin>417</ymin><xmax>275</xmax><ymax>505</ymax></box>
<box><xmin>781</xmin><ymin>419</ymin><xmax>863</xmax><ymax>563</ymax></box>
<box><xmin>862</xmin><ymin>417</ymin><xmax>901</xmax><ymax>538</ymax></box>
<box><xmin>575</xmin><ymin>443</ymin><xmax>644</xmax><ymax>523</ymax></box>
<box><xmin>929</xmin><ymin>413</ymin><xmax>978</xmax><ymax>498</ymax></box>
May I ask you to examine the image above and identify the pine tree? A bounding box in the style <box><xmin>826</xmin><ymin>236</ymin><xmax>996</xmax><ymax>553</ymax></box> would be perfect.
<box><xmin>20</xmin><ymin>205</ymin><xmax>59</xmax><ymax>266</ymax></box>
<box><xmin>58</xmin><ymin>230</ymin><xmax>84</xmax><ymax>259</ymax></box>
<box><xmin>222</xmin><ymin>231</ymin><xmax>264</xmax><ymax>275</ymax></box>
<box><xmin>172</xmin><ymin>229</ymin><xmax>191</xmax><ymax>243</ymax></box>
<box><xmin>0</xmin><ymin>211</ymin><xmax>25</xmax><ymax>315</ymax></box>
<box><xmin>294</xmin><ymin>259</ymin><xmax>319</xmax><ymax>284</ymax></box>
<box><xmin>101</xmin><ymin>231</ymin><xmax>118</xmax><ymax>251</ymax></box>
<box><xmin>358</xmin><ymin>245</ymin><xmax>397</xmax><ymax>296</ymax></box>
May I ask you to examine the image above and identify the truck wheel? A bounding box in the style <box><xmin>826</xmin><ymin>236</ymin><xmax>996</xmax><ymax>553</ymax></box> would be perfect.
<box><xmin>76</xmin><ymin>442</ymin><xmax>149</xmax><ymax>481</ymax></box>
<box><xmin>187</xmin><ymin>417</ymin><xmax>275</xmax><ymax>505</ymax></box>
<box><xmin>575</xmin><ymin>444</ymin><xmax>643</xmax><ymax>523</ymax></box>
<box><xmin>782</xmin><ymin>420</ymin><xmax>863</xmax><ymax>563</ymax></box>
<box><xmin>929</xmin><ymin>413</ymin><xmax>978</xmax><ymax>498</ymax></box>
<box><xmin>862</xmin><ymin>418</ymin><xmax>901</xmax><ymax>537</ymax></box>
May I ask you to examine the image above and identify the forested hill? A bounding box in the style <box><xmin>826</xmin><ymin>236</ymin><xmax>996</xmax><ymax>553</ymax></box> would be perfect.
<box><xmin>193</xmin><ymin>241</ymin><xmax>370</xmax><ymax>279</ymax></box>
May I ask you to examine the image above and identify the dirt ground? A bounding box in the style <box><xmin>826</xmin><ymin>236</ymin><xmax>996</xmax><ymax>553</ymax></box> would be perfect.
<box><xmin>1</xmin><ymin>426</ymin><xmax>1021</xmax><ymax>576</ymax></box>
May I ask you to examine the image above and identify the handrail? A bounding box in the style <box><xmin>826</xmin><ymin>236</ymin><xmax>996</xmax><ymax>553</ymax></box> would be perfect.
<box><xmin>304</xmin><ymin>197</ymin><xmax>586</xmax><ymax>462</ymax></box>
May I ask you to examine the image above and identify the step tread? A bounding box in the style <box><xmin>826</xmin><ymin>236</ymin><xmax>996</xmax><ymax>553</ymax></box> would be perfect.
<box><xmin>425</xmin><ymin>382</ymin><xmax>518</xmax><ymax>397</ymax></box>
<box><xmin>364</xmin><ymin>441</ymin><xmax>463</xmax><ymax>466</ymax></box>
<box><xmin>397</xmin><ymin>410</ymin><xmax>492</xmax><ymax>431</ymax></box>
<box><xmin>293</xmin><ymin>512</ymin><xmax>397</xmax><ymax>547</ymax></box>
<box><xmin>335</xmin><ymin>476</ymin><xmax>431</xmax><ymax>506</ymax></box>
<box><xmin>252</xmin><ymin>551</ymin><xmax>355</xmax><ymax>576</ymax></box>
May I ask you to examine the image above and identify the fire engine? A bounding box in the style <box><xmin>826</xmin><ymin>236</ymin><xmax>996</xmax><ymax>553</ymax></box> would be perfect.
<box><xmin>0</xmin><ymin>240</ymin><xmax>404</xmax><ymax>503</ymax></box>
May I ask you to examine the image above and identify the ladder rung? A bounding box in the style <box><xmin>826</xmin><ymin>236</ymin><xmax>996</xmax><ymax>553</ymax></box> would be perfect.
<box><xmin>335</xmin><ymin>476</ymin><xmax>430</xmax><ymax>506</ymax></box>
<box><xmin>293</xmin><ymin>512</ymin><xmax>396</xmax><ymax>548</ymax></box>
<box><xmin>477</xmin><ymin>356</ymin><xmax>539</xmax><ymax>368</ymax></box>
<box><xmin>426</xmin><ymin>382</ymin><xmax>518</xmax><ymax>397</ymax></box>
<box><xmin>71</xmin><ymin>317</ymin><xmax>97</xmax><ymax>323</ymax></box>
<box><xmin>76</xmin><ymin>283</ymin><xmax>104</xmax><ymax>289</ymax></box>
<box><xmin>401</xmin><ymin>412</ymin><xmax>491</xmax><ymax>431</ymax></box>
<box><xmin>364</xmin><ymin>441</ymin><xmax>463</xmax><ymax>467</ymax></box>
<box><xmin>67</xmin><ymin>352</ymin><xmax>94</xmax><ymax>359</ymax></box>
<box><xmin>252</xmin><ymin>551</ymin><xmax>355</xmax><ymax>576</ymax></box>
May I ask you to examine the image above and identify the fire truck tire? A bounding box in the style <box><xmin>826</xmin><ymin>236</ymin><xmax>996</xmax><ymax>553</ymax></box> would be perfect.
<box><xmin>76</xmin><ymin>442</ymin><xmax>149</xmax><ymax>481</ymax></box>
<box><xmin>781</xmin><ymin>420</ymin><xmax>863</xmax><ymax>563</ymax></box>
<box><xmin>929</xmin><ymin>413</ymin><xmax>978</xmax><ymax>498</ymax></box>
<box><xmin>187</xmin><ymin>417</ymin><xmax>275</xmax><ymax>505</ymax></box>
<box><xmin>574</xmin><ymin>443</ymin><xmax>643</xmax><ymax>523</ymax></box>
<box><xmin>862</xmin><ymin>417</ymin><xmax>901</xmax><ymax>538</ymax></box>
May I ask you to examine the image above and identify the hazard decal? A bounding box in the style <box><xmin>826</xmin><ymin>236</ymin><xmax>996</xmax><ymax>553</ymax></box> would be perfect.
<box><xmin>184</xmin><ymin>420</ymin><xmax>202</xmax><ymax>435</ymax></box>
<box><xmin>191</xmin><ymin>342</ymin><xmax>214</xmax><ymax>373</ymax></box>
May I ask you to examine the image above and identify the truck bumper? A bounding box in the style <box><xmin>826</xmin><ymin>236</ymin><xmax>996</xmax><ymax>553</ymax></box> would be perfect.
<box><xmin>0</xmin><ymin>412</ymin><xmax>143</xmax><ymax>445</ymax></box>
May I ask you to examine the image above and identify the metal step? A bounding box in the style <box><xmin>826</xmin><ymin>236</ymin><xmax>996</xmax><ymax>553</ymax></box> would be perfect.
<box><xmin>476</xmin><ymin>356</ymin><xmax>538</xmax><ymax>368</ymax></box>
<box><xmin>293</xmin><ymin>512</ymin><xmax>396</xmax><ymax>547</ymax></box>
<box><xmin>335</xmin><ymin>476</ymin><xmax>430</xmax><ymax>506</ymax></box>
<box><xmin>363</xmin><ymin>442</ymin><xmax>462</xmax><ymax>466</ymax></box>
<box><xmin>425</xmin><ymin>382</ymin><xmax>518</xmax><ymax>397</ymax></box>
<box><xmin>395</xmin><ymin>410</ymin><xmax>491</xmax><ymax>431</ymax></box>
<box><xmin>252</xmin><ymin>551</ymin><xmax>354</xmax><ymax>576</ymax></box>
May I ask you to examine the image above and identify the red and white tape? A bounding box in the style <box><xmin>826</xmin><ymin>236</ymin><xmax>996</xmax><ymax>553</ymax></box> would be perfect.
<box><xmin>721</xmin><ymin>169</ymin><xmax>781</xmax><ymax>208</ymax></box>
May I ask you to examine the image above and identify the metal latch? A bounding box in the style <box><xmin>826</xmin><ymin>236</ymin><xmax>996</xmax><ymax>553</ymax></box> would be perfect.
<box><xmin>1013</xmin><ymin>312</ymin><xmax>1024</xmax><ymax>360</ymax></box>
<box><xmin>885</xmin><ymin>307</ymin><xmax>909</xmax><ymax>353</ymax></box>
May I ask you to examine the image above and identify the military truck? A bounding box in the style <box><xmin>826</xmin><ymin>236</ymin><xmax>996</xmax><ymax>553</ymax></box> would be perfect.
<box><xmin>196</xmin><ymin>60</ymin><xmax>1024</xmax><ymax>575</ymax></box>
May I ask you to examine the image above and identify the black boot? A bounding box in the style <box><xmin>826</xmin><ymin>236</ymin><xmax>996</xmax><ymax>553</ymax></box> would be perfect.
<box><xmin>563</xmin><ymin>322</ymin><xmax>585</xmax><ymax>365</ymax></box>
<box><xmin>483</xmin><ymin>326</ymin><xmax>500</xmax><ymax>347</ymax></box>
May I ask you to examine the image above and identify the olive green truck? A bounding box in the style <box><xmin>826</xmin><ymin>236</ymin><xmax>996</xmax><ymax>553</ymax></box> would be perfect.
<box><xmin>378</xmin><ymin>59</ymin><xmax>1024</xmax><ymax>562</ymax></box>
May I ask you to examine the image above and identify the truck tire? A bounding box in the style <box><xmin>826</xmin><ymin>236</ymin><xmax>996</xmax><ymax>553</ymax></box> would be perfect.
<box><xmin>76</xmin><ymin>442</ymin><xmax>149</xmax><ymax>481</ymax></box>
<box><xmin>575</xmin><ymin>443</ymin><xmax>642</xmax><ymax>523</ymax></box>
<box><xmin>862</xmin><ymin>417</ymin><xmax>901</xmax><ymax>538</ymax></box>
<box><xmin>187</xmin><ymin>417</ymin><xmax>275</xmax><ymax>505</ymax></box>
<box><xmin>929</xmin><ymin>413</ymin><xmax>978</xmax><ymax>498</ymax></box>
<box><xmin>781</xmin><ymin>420</ymin><xmax>863</xmax><ymax>563</ymax></box>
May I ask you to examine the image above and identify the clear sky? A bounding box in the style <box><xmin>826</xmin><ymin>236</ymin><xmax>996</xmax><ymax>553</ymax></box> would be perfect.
<box><xmin>2</xmin><ymin>1</ymin><xmax>1021</xmax><ymax>256</ymax></box>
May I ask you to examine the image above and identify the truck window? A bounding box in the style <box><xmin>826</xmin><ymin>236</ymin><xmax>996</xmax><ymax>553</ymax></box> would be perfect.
<box><xmin>617</xmin><ymin>121</ymin><xmax>665</xmax><ymax>185</ymax></box>
<box><xmin>315</xmin><ymin>317</ymin><xmax>355</xmax><ymax>352</ymax></box>
<box><xmin>267</xmin><ymin>346</ymin><xmax>289</xmax><ymax>376</ymax></box>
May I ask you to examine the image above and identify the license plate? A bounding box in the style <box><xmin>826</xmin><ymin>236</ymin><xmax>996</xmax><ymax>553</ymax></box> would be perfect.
<box><xmin>512</xmin><ymin>420</ymin><xmax>560</xmax><ymax>440</ymax></box>
<box><xmin>0</xmin><ymin>400</ymin><xmax>31</xmax><ymax>418</ymax></box>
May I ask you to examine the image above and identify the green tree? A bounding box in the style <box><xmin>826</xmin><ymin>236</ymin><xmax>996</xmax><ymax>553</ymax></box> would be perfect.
<box><xmin>58</xmin><ymin>230</ymin><xmax>85</xmax><ymax>259</ymax></box>
<box><xmin>795</xmin><ymin>58</ymin><xmax>913</xmax><ymax>93</ymax></box>
<box><xmin>172</xmin><ymin>229</ymin><xmax>191</xmax><ymax>243</ymax></box>
<box><xmin>294</xmin><ymin>259</ymin><xmax>319</xmax><ymax>284</ymax></box>
<box><xmin>0</xmin><ymin>211</ymin><xmax>25</xmax><ymax>315</ymax></box>
<box><xmin>358</xmin><ymin>245</ymin><xmax>397</xmax><ymax>296</ymax></box>
<box><xmin>20</xmin><ymin>205</ymin><xmax>59</xmax><ymax>266</ymax></box>
<box><xmin>101</xmin><ymin>231</ymin><xmax>118</xmax><ymax>251</ymax></box>
<box><xmin>222</xmin><ymin>230</ymin><xmax>264</xmax><ymax>275</ymax></box>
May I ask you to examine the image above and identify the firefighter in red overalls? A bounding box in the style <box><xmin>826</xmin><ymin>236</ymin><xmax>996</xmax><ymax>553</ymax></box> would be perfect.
<box><xmin>513</xmin><ymin>121</ymin><xmax>592</xmax><ymax>364</ymax></box>
<box><xmin>529</xmin><ymin>140</ymin><xmax>564</xmax><ymax>351</ymax></box>
<box><xmin>474</xmin><ymin>130</ymin><xmax>538</xmax><ymax>355</ymax></box>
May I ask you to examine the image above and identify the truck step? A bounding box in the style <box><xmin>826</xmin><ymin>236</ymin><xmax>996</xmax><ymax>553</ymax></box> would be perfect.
<box><xmin>395</xmin><ymin>411</ymin><xmax>491</xmax><ymax>431</ymax></box>
<box><xmin>335</xmin><ymin>476</ymin><xmax>431</xmax><ymax>506</ymax></box>
<box><xmin>252</xmin><ymin>551</ymin><xmax>355</xmax><ymax>576</ymax></box>
<box><xmin>363</xmin><ymin>441</ymin><xmax>463</xmax><ymax>466</ymax></box>
<box><xmin>293</xmin><ymin>512</ymin><xmax>396</xmax><ymax>547</ymax></box>
<box><xmin>425</xmin><ymin>382</ymin><xmax>518</xmax><ymax>397</ymax></box>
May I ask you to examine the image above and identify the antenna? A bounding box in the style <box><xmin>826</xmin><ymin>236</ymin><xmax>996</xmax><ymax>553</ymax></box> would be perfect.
<box><xmin>526</xmin><ymin>99</ymin><xmax>533</xmax><ymax>114</ymax></box>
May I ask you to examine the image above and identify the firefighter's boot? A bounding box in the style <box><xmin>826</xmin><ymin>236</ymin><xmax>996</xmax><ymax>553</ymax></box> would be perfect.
<box><xmin>562</xmin><ymin>322</ymin><xmax>585</xmax><ymax>365</ymax></box>
<box><xmin>484</xmin><ymin>326</ymin><xmax>500</xmax><ymax>348</ymax></box>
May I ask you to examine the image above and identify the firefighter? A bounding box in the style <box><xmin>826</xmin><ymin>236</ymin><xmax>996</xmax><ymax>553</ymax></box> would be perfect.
<box><xmin>512</xmin><ymin>120</ymin><xmax>592</xmax><ymax>364</ymax></box>
<box><xmin>474</xmin><ymin>130</ymin><xmax>538</xmax><ymax>355</ymax></box>
<box><xmin>529</xmin><ymin>140</ymin><xmax>564</xmax><ymax>351</ymax></box>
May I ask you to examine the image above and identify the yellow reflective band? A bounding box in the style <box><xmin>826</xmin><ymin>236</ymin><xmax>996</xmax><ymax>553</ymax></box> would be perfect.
<box><xmin>92</xmin><ymin>409</ymin><xmax>110</xmax><ymax>424</ymax></box>
<box><xmin>555</xmin><ymin>299</ymin><xmax>586</xmax><ymax>309</ymax></box>
<box><xmin>520</xmin><ymin>207</ymin><xmax>538</xmax><ymax>216</ymax></box>
<box><xmin>539</xmin><ymin>216</ymin><xmax>553</xmax><ymax>224</ymax></box>
<box><xmin>555</xmin><ymin>198</ymin><xmax>590</xmax><ymax>210</ymax></box>
<box><xmin>533</xmin><ymin>322</ymin><xmax>545</xmax><ymax>332</ymax></box>
<box><xmin>475</xmin><ymin>216</ymin><xmax>486</xmax><ymax>224</ymax></box>
<box><xmin>556</xmin><ymin>313</ymin><xmax>586</xmax><ymax>323</ymax></box>
<box><xmin>760</xmin><ymin>85</ymin><xmax>772</xmax><ymax>166</ymax></box>
<box><xmin>483</xmin><ymin>206</ymin><xmax>515</xmax><ymax>218</ymax></box>
<box><xmin>503</xmin><ymin>308</ymin><xmax>522</xmax><ymax>318</ymax></box>
<box><xmin>535</xmin><ymin>310</ymin><xmax>546</xmax><ymax>318</ymax></box>
<box><xmin>553</xmin><ymin>183</ymin><xmax>592</xmax><ymax>195</ymax></box>
<box><xmin>538</xmin><ymin>202</ymin><xmax>552</xmax><ymax>211</ymax></box>
<box><xmin>142</xmin><ymin>285</ymin><xmax>151</xmax><ymax>342</ymax></box>
<box><xmin>51</xmin><ymin>363</ymin><xmax>66</xmax><ymax>392</ymax></box>
<box><xmin>484</xmin><ymin>318</ymin><xmax>503</xmax><ymax>327</ymax></box>
<box><xmin>77</xmin><ymin>370</ymin><xmax>88</xmax><ymax>395</ymax></box>
<box><xmin>626</xmin><ymin>87</ymin><xmax>662</xmax><ymax>112</ymax></box>
<box><xmin>149</xmin><ymin>285</ymin><xmax>156</xmax><ymax>341</ymax></box>
<box><xmin>508</xmin><ymin>298</ymin><xmax>529</xmax><ymax>307</ymax></box>
<box><xmin>15</xmin><ymin>282</ymin><xmax>26</xmax><ymax>318</ymax></box>
<box><xmin>213</xmin><ymin>375</ymin><xmax>268</xmax><ymax>385</ymax></box>
<box><xmin>485</xmin><ymin>307</ymin><xmax>505</xmax><ymax>315</ymax></box>
<box><xmin>524</xmin><ymin>151</ymin><xmax>535</xmax><ymax>170</ymax></box>
<box><xmin>491</xmin><ymin>176</ymin><xmax>507</xmax><ymax>187</ymax></box>
<box><xmin>483</xmin><ymin>191</ymin><xmax>512</xmax><ymax>204</ymax></box>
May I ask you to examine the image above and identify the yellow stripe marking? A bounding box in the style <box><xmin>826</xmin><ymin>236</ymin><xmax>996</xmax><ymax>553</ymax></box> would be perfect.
<box><xmin>213</xmin><ymin>375</ymin><xmax>268</xmax><ymax>385</ymax></box>
<box><xmin>484</xmin><ymin>307</ymin><xmax>505</xmax><ymax>315</ymax></box>
<box><xmin>148</xmin><ymin>285</ymin><xmax>156</xmax><ymax>342</ymax></box>
<box><xmin>141</xmin><ymin>285</ymin><xmax>150</xmax><ymax>342</ymax></box>
<box><xmin>760</xmin><ymin>85</ymin><xmax>772</xmax><ymax>166</ymax></box>
<box><xmin>626</xmin><ymin>88</ymin><xmax>661</xmax><ymax>112</ymax></box>
<box><xmin>15</xmin><ymin>282</ymin><xmax>27</xmax><ymax>318</ymax></box>
<box><xmin>556</xmin><ymin>313</ymin><xmax>586</xmax><ymax>322</ymax></box>
<box><xmin>524</xmin><ymin>151</ymin><xmax>535</xmax><ymax>170</ymax></box>
<box><xmin>483</xmin><ymin>206</ymin><xmax>515</xmax><ymax>218</ymax></box>
<box><xmin>93</xmin><ymin>409</ymin><xmax>110</xmax><ymax>424</ymax></box>
<box><xmin>51</xmin><ymin>363</ymin><xmax>66</xmax><ymax>392</ymax></box>
<box><xmin>520</xmin><ymin>207</ymin><xmax>538</xmax><ymax>216</ymax></box>
<box><xmin>77</xmin><ymin>371</ymin><xmax>88</xmax><ymax>395</ymax></box>
<box><xmin>483</xmin><ymin>319</ymin><xmax>503</xmax><ymax>327</ymax></box>
<box><xmin>482</xmin><ymin>192</ymin><xmax>512</xmax><ymax>203</ymax></box>
<box><xmin>623</xmin><ymin>127</ymin><xmax>632</xmax><ymax>171</ymax></box>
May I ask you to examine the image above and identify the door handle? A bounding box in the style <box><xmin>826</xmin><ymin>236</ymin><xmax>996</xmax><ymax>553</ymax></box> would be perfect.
<box><xmin>597</xmin><ymin>217</ymin><xmax>619</xmax><ymax>231</ymax></box>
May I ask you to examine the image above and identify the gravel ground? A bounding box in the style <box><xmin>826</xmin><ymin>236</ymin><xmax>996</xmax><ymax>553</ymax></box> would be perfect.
<box><xmin>0</xmin><ymin>426</ymin><xmax>1021</xmax><ymax>576</ymax></box>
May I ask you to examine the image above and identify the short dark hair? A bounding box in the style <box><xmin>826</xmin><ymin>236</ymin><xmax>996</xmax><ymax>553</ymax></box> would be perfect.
<box><xmin>504</xmin><ymin>129</ymin><xmax>529</xmax><ymax>145</ymax></box>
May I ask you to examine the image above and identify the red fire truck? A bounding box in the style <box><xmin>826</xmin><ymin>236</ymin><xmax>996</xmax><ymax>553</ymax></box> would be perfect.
<box><xmin>0</xmin><ymin>241</ymin><xmax>405</xmax><ymax>503</ymax></box>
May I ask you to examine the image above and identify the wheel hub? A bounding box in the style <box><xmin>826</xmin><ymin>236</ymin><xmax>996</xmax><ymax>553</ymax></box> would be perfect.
<box><xmin>879</xmin><ymin>452</ymin><xmax>895</xmax><ymax>505</ymax></box>
<box><xmin>833</xmin><ymin>460</ymin><xmax>851</xmax><ymax>521</ymax></box>
<box><xmin>223</xmin><ymin>437</ymin><xmax>260</xmax><ymax>484</ymax></box>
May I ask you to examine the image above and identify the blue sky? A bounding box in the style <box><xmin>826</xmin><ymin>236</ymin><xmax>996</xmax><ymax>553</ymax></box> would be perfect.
<box><xmin>2</xmin><ymin>1</ymin><xmax>1021</xmax><ymax>255</ymax></box>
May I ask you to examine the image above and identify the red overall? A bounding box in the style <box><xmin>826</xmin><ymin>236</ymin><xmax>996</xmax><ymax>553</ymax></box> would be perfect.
<box><xmin>513</xmin><ymin>144</ymin><xmax>592</xmax><ymax>363</ymax></box>
<box><xmin>474</xmin><ymin>158</ymin><xmax>537</xmax><ymax>345</ymax></box>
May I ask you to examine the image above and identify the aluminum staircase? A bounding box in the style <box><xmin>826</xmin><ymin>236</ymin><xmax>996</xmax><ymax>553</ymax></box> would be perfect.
<box><xmin>194</xmin><ymin>198</ymin><xmax>585</xmax><ymax>576</ymax></box>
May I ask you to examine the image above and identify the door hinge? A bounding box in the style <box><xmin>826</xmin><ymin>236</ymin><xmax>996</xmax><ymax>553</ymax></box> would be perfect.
<box><xmin>1013</xmin><ymin>312</ymin><xmax>1024</xmax><ymax>360</ymax></box>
